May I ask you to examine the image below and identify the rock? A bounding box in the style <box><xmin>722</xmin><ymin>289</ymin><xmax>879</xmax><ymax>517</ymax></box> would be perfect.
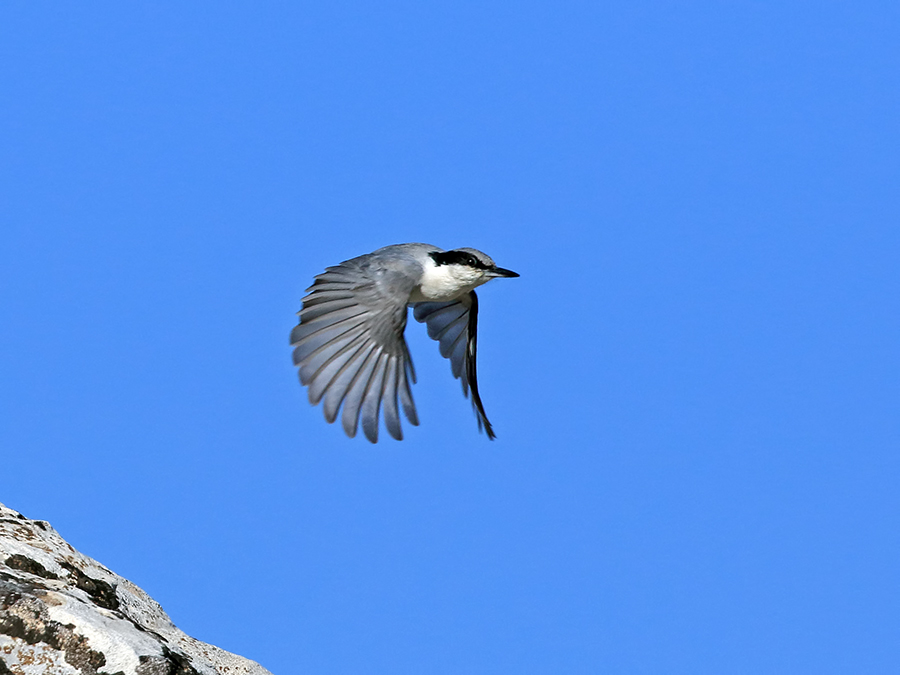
<box><xmin>0</xmin><ymin>502</ymin><xmax>273</xmax><ymax>675</ymax></box>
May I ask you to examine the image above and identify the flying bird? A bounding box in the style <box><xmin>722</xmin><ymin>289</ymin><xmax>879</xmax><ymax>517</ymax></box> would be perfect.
<box><xmin>290</xmin><ymin>243</ymin><xmax>519</xmax><ymax>442</ymax></box>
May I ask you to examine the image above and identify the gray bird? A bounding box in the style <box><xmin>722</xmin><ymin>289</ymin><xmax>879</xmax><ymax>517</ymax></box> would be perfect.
<box><xmin>290</xmin><ymin>243</ymin><xmax>519</xmax><ymax>443</ymax></box>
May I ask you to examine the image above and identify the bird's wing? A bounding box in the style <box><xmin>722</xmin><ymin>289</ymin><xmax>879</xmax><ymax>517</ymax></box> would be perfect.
<box><xmin>413</xmin><ymin>292</ymin><xmax>496</xmax><ymax>439</ymax></box>
<box><xmin>290</xmin><ymin>258</ymin><xmax>419</xmax><ymax>443</ymax></box>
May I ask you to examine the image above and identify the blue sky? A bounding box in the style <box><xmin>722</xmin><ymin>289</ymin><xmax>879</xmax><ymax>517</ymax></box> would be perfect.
<box><xmin>2</xmin><ymin>2</ymin><xmax>898</xmax><ymax>673</ymax></box>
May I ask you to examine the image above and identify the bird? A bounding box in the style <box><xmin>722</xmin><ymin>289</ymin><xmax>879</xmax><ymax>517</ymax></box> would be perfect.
<box><xmin>290</xmin><ymin>243</ymin><xmax>519</xmax><ymax>443</ymax></box>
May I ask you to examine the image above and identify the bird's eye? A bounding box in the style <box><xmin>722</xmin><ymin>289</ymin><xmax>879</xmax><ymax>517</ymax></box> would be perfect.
<box><xmin>468</xmin><ymin>256</ymin><xmax>477</xmax><ymax>267</ymax></box>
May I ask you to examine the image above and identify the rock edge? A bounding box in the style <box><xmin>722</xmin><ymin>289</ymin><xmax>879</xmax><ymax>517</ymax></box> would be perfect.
<box><xmin>0</xmin><ymin>502</ymin><xmax>273</xmax><ymax>675</ymax></box>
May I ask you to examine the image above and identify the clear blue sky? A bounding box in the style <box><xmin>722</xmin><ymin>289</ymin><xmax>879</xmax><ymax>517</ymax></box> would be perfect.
<box><xmin>2</xmin><ymin>3</ymin><xmax>898</xmax><ymax>673</ymax></box>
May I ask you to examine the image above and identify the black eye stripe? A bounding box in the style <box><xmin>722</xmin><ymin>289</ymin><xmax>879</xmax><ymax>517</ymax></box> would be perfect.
<box><xmin>429</xmin><ymin>250</ymin><xmax>490</xmax><ymax>270</ymax></box>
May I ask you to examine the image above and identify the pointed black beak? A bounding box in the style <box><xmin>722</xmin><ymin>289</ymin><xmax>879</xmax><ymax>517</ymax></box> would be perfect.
<box><xmin>492</xmin><ymin>267</ymin><xmax>520</xmax><ymax>278</ymax></box>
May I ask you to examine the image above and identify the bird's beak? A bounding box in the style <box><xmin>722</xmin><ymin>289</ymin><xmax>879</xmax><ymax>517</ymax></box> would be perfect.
<box><xmin>491</xmin><ymin>267</ymin><xmax>520</xmax><ymax>278</ymax></box>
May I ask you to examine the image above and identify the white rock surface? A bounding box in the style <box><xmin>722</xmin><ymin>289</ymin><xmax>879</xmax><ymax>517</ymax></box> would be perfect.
<box><xmin>0</xmin><ymin>502</ymin><xmax>273</xmax><ymax>675</ymax></box>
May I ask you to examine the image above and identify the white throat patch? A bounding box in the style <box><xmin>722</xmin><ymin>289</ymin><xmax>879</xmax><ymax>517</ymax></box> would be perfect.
<box><xmin>409</xmin><ymin>256</ymin><xmax>485</xmax><ymax>302</ymax></box>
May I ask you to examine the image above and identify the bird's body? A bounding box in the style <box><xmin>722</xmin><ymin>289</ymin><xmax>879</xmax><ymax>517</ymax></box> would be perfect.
<box><xmin>290</xmin><ymin>243</ymin><xmax>518</xmax><ymax>443</ymax></box>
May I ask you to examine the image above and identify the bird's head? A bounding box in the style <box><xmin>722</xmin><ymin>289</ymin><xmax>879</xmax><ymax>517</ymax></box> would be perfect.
<box><xmin>428</xmin><ymin>248</ymin><xmax>519</xmax><ymax>290</ymax></box>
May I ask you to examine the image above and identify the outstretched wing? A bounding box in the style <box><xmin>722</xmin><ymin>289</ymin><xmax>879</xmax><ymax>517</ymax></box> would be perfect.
<box><xmin>290</xmin><ymin>258</ymin><xmax>419</xmax><ymax>443</ymax></box>
<box><xmin>413</xmin><ymin>291</ymin><xmax>496</xmax><ymax>439</ymax></box>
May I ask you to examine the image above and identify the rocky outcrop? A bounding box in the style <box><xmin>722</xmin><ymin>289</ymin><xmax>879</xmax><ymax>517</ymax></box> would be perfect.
<box><xmin>0</xmin><ymin>502</ymin><xmax>272</xmax><ymax>675</ymax></box>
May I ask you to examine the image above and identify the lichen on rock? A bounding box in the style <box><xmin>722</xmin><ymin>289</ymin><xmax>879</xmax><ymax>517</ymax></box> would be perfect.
<box><xmin>0</xmin><ymin>502</ymin><xmax>272</xmax><ymax>675</ymax></box>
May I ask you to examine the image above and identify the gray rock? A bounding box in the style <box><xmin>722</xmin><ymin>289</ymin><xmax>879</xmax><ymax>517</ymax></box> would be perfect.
<box><xmin>0</xmin><ymin>502</ymin><xmax>273</xmax><ymax>675</ymax></box>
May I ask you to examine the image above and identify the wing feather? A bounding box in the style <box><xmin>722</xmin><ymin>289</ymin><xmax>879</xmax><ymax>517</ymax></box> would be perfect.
<box><xmin>291</xmin><ymin>252</ymin><xmax>421</xmax><ymax>442</ymax></box>
<box><xmin>301</xmin><ymin>290</ymin><xmax>353</xmax><ymax>304</ymax></box>
<box><xmin>300</xmin><ymin>298</ymin><xmax>362</xmax><ymax>322</ymax></box>
<box><xmin>290</xmin><ymin>316</ymin><xmax>368</xmax><ymax>363</ymax></box>
<box><xmin>305</xmin><ymin>335</ymin><xmax>368</xmax><ymax>402</ymax></box>
<box><xmin>398</xmin><ymin>354</ymin><xmax>418</xmax><ymax>427</ymax></box>
<box><xmin>360</xmin><ymin>352</ymin><xmax>389</xmax><ymax>443</ymax></box>
<box><xmin>341</xmin><ymin>347</ymin><xmax>380</xmax><ymax>438</ymax></box>
<box><xmin>321</xmin><ymin>342</ymin><xmax>375</xmax><ymax>423</ymax></box>
<box><xmin>449</xmin><ymin>326</ymin><xmax>468</xmax><ymax>383</ymax></box>
<box><xmin>297</xmin><ymin>325</ymin><xmax>366</xmax><ymax>382</ymax></box>
<box><xmin>381</xmin><ymin>356</ymin><xmax>403</xmax><ymax>440</ymax></box>
<box><xmin>413</xmin><ymin>292</ymin><xmax>496</xmax><ymax>439</ymax></box>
